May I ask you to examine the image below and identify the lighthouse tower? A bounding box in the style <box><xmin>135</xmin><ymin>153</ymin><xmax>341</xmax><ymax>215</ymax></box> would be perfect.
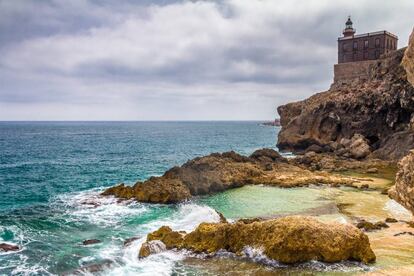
<box><xmin>343</xmin><ymin>16</ymin><xmax>356</xmax><ymax>37</ymax></box>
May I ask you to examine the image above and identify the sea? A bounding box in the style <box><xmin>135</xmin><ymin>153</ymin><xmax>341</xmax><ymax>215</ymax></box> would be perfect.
<box><xmin>0</xmin><ymin>121</ymin><xmax>371</xmax><ymax>275</ymax></box>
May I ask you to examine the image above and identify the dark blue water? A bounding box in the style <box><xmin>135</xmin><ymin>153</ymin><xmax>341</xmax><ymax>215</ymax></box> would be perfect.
<box><xmin>0</xmin><ymin>121</ymin><xmax>280</xmax><ymax>275</ymax></box>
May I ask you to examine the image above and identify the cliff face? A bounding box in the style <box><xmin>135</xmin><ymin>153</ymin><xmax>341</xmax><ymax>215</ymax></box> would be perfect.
<box><xmin>277</xmin><ymin>29</ymin><xmax>414</xmax><ymax>160</ymax></box>
<box><xmin>388</xmin><ymin>150</ymin><xmax>414</xmax><ymax>214</ymax></box>
<box><xmin>403</xmin><ymin>28</ymin><xmax>414</xmax><ymax>86</ymax></box>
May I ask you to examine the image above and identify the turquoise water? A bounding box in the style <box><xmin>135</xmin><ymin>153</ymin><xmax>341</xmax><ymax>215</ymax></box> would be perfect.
<box><xmin>0</xmin><ymin>121</ymin><xmax>282</xmax><ymax>275</ymax></box>
<box><xmin>0</xmin><ymin>122</ymin><xmax>372</xmax><ymax>275</ymax></box>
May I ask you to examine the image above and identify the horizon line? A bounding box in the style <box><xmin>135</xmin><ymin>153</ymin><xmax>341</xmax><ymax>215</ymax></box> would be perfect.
<box><xmin>0</xmin><ymin>119</ymin><xmax>280</xmax><ymax>122</ymax></box>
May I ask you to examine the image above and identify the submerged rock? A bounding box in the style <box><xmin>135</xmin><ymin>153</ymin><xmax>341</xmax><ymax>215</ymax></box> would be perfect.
<box><xmin>123</xmin><ymin>236</ymin><xmax>140</xmax><ymax>247</ymax></box>
<box><xmin>356</xmin><ymin>220</ymin><xmax>389</xmax><ymax>232</ymax></box>
<box><xmin>138</xmin><ymin>240</ymin><xmax>167</xmax><ymax>258</ymax></box>
<box><xmin>140</xmin><ymin>216</ymin><xmax>376</xmax><ymax>264</ymax></box>
<box><xmin>385</xmin><ymin>217</ymin><xmax>398</xmax><ymax>223</ymax></box>
<box><xmin>277</xmin><ymin>37</ymin><xmax>414</xmax><ymax>161</ymax></box>
<box><xmin>0</xmin><ymin>243</ymin><xmax>19</xmax><ymax>252</ymax></box>
<box><xmin>388</xmin><ymin>150</ymin><xmax>414</xmax><ymax>215</ymax></box>
<box><xmin>82</xmin><ymin>239</ymin><xmax>101</xmax><ymax>245</ymax></box>
<box><xmin>62</xmin><ymin>260</ymin><xmax>113</xmax><ymax>275</ymax></box>
<box><xmin>103</xmin><ymin>149</ymin><xmax>363</xmax><ymax>204</ymax></box>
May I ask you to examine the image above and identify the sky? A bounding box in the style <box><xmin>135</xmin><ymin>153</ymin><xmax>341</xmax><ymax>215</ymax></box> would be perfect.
<box><xmin>0</xmin><ymin>0</ymin><xmax>413</xmax><ymax>121</ymax></box>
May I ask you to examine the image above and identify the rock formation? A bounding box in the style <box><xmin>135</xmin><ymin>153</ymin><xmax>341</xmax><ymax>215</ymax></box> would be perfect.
<box><xmin>139</xmin><ymin>216</ymin><xmax>376</xmax><ymax>264</ymax></box>
<box><xmin>102</xmin><ymin>149</ymin><xmax>369</xmax><ymax>204</ymax></box>
<box><xmin>403</xmin><ymin>28</ymin><xmax>414</xmax><ymax>86</ymax></box>
<box><xmin>388</xmin><ymin>150</ymin><xmax>414</xmax><ymax>214</ymax></box>
<box><xmin>0</xmin><ymin>243</ymin><xmax>19</xmax><ymax>252</ymax></box>
<box><xmin>277</xmin><ymin>29</ymin><xmax>414</xmax><ymax>161</ymax></box>
<box><xmin>138</xmin><ymin>240</ymin><xmax>167</xmax><ymax>258</ymax></box>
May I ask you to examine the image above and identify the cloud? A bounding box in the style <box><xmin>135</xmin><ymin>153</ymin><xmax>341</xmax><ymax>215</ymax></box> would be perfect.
<box><xmin>0</xmin><ymin>0</ymin><xmax>413</xmax><ymax>120</ymax></box>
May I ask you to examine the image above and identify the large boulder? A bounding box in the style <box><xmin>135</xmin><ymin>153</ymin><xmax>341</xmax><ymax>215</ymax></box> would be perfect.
<box><xmin>403</xmin><ymin>28</ymin><xmax>414</xmax><ymax>87</ymax></box>
<box><xmin>388</xmin><ymin>150</ymin><xmax>414</xmax><ymax>214</ymax></box>
<box><xmin>140</xmin><ymin>216</ymin><xmax>376</xmax><ymax>264</ymax></box>
<box><xmin>277</xmin><ymin>44</ymin><xmax>414</xmax><ymax>161</ymax></box>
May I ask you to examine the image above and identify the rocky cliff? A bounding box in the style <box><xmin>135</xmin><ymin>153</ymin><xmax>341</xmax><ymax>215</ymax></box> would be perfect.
<box><xmin>277</xmin><ymin>29</ymin><xmax>414</xmax><ymax>161</ymax></box>
<box><xmin>388</xmin><ymin>150</ymin><xmax>414</xmax><ymax>215</ymax></box>
<box><xmin>403</xmin><ymin>28</ymin><xmax>414</xmax><ymax>86</ymax></box>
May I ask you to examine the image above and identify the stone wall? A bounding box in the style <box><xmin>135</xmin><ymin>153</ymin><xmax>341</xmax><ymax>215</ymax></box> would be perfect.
<box><xmin>333</xmin><ymin>60</ymin><xmax>376</xmax><ymax>83</ymax></box>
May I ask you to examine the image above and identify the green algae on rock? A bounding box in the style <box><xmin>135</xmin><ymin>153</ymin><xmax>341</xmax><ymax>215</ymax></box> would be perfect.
<box><xmin>140</xmin><ymin>216</ymin><xmax>376</xmax><ymax>264</ymax></box>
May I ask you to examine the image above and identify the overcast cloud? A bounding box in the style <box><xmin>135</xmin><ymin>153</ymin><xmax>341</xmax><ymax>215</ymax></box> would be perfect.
<box><xmin>0</xmin><ymin>0</ymin><xmax>413</xmax><ymax>120</ymax></box>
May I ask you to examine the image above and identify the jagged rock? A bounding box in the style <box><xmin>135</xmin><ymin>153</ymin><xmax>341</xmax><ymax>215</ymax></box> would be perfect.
<box><xmin>403</xmin><ymin>28</ymin><xmax>414</xmax><ymax>86</ymax></box>
<box><xmin>347</xmin><ymin>134</ymin><xmax>372</xmax><ymax>159</ymax></box>
<box><xmin>0</xmin><ymin>243</ymin><xmax>19</xmax><ymax>252</ymax></box>
<box><xmin>277</xmin><ymin>43</ymin><xmax>414</xmax><ymax>161</ymax></box>
<box><xmin>388</xmin><ymin>150</ymin><xmax>414</xmax><ymax>214</ymax></box>
<box><xmin>138</xmin><ymin>240</ymin><xmax>167</xmax><ymax>258</ymax></box>
<box><xmin>216</xmin><ymin>211</ymin><xmax>227</xmax><ymax>223</ymax></box>
<box><xmin>103</xmin><ymin>149</ymin><xmax>364</xmax><ymax>204</ymax></box>
<box><xmin>82</xmin><ymin>239</ymin><xmax>101</xmax><ymax>245</ymax></box>
<box><xmin>141</xmin><ymin>216</ymin><xmax>376</xmax><ymax>264</ymax></box>
<box><xmin>147</xmin><ymin>226</ymin><xmax>185</xmax><ymax>249</ymax></box>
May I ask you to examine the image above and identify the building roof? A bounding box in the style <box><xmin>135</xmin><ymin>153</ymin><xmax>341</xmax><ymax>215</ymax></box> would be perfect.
<box><xmin>338</xmin><ymin>30</ymin><xmax>398</xmax><ymax>41</ymax></box>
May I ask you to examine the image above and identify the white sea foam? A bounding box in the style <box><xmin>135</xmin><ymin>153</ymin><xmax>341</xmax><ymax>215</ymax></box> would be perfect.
<box><xmin>147</xmin><ymin>203</ymin><xmax>220</xmax><ymax>232</ymax></box>
<box><xmin>55</xmin><ymin>188</ymin><xmax>147</xmax><ymax>227</ymax></box>
<box><xmin>99</xmin><ymin>203</ymin><xmax>220</xmax><ymax>276</ymax></box>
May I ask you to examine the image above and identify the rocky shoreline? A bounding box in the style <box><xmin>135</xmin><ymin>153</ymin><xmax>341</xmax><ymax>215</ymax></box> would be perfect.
<box><xmin>97</xmin><ymin>28</ymin><xmax>414</xmax><ymax>273</ymax></box>
<box><xmin>102</xmin><ymin>149</ymin><xmax>390</xmax><ymax>204</ymax></box>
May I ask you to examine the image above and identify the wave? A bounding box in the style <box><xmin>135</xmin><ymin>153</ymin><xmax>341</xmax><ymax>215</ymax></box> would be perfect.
<box><xmin>53</xmin><ymin>188</ymin><xmax>148</xmax><ymax>228</ymax></box>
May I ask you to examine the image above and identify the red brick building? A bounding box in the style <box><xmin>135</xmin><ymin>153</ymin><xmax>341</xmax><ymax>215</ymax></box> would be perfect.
<box><xmin>338</xmin><ymin>17</ymin><xmax>398</xmax><ymax>63</ymax></box>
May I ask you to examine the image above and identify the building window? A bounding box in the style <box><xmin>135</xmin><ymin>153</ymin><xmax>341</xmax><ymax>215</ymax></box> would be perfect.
<box><xmin>353</xmin><ymin>41</ymin><xmax>358</xmax><ymax>50</ymax></box>
<box><xmin>375</xmin><ymin>50</ymin><xmax>380</xmax><ymax>59</ymax></box>
<box><xmin>363</xmin><ymin>51</ymin><xmax>368</xmax><ymax>60</ymax></box>
<box><xmin>342</xmin><ymin>43</ymin><xmax>347</xmax><ymax>51</ymax></box>
<box><xmin>343</xmin><ymin>54</ymin><xmax>346</xmax><ymax>62</ymax></box>
<box><xmin>387</xmin><ymin>39</ymin><xmax>389</xmax><ymax>49</ymax></box>
<box><xmin>375</xmin><ymin>38</ymin><xmax>380</xmax><ymax>47</ymax></box>
<box><xmin>364</xmin><ymin>40</ymin><xmax>369</xmax><ymax>49</ymax></box>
